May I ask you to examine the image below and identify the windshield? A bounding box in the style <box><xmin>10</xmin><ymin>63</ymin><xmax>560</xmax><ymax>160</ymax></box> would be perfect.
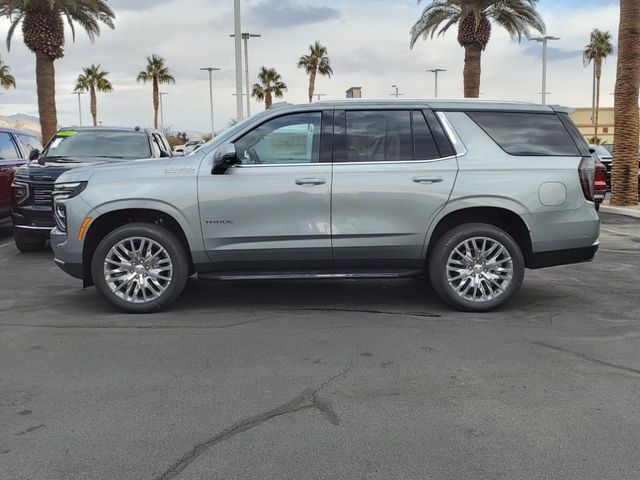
<box><xmin>43</xmin><ymin>130</ymin><xmax>152</xmax><ymax>160</ymax></box>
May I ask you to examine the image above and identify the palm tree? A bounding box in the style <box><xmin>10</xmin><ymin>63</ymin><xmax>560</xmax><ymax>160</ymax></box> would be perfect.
<box><xmin>74</xmin><ymin>65</ymin><xmax>113</xmax><ymax>127</ymax></box>
<box><xmin>410</xmin><ymin>0</ymin><xmax>545</xmax><ymax>98</ymax></box>
<box><xmin>611</xmin><ymin>0</ymin><xmax>640</xmax><ymax>206</ymax></box>
<box><xmin>583</xmin><ymin>29</ymin><xmax>614</xmax><ymax>143</ymax></box>
<box><xmin>297</xmin><ymin>41</ymin><xmax>333</xmax><ymax>103</ymax></box>
<box><xmin>0</xmin><ymin>57</ymin><xmax>15</xmax><ymax>90</ymax></box>
<box><xmin>0</xmin><ymin>0</ymin><xmax>115</xmax><ymax>143</ymax></box>
<box><xmin>251</xmin><ymin>67</ymin><xmax>287</xmax><ymax>109</ymax></box>
<box><xmin>137</xmin><ymin>55</ymin><xmax>175</xmax><ymax>129</ymax></box>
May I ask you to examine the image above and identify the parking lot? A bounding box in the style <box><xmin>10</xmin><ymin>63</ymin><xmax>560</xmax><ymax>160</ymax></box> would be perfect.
<box><xmin>0</xmin><ymin>212</ymin><xmax>638</xmax><ymax>480</ymax></box>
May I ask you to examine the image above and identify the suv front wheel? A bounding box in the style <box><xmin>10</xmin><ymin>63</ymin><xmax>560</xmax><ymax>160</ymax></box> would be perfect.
<box><xmin>92</xmin><ymin>223</ymin><xmax>190</xmax><ymax>313</ymax></box>
<box><xmin>428</xmin><ymin>223</ymin><xmax>525</xmax><ymax>312</ymax></box>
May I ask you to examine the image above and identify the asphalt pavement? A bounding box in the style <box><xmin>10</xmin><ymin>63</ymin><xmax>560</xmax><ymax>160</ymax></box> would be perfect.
<box><xmin>1</xmin><ymin>213</ymin><xmax>639</xmax><ymax>480</ymax></box>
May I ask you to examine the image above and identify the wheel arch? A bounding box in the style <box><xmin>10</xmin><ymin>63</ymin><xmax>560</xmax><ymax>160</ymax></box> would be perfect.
<box><xmin>82</xmin><ymin>207</ymin><xmax>196</xmax><ymax>287</ymax></box>
<box><xmin>424</xmin><ymin>205</ymin><xmax>533</xmax><ymax>269</ymax></box>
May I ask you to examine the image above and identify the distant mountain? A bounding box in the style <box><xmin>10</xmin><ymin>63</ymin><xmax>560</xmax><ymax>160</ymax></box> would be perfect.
<box><xmin>0</xmin><ymin>114</ymin><xmax>40</xmax><ymax>135</ymax></box>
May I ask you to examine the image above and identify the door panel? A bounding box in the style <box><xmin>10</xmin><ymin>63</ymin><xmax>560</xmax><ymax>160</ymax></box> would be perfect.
<box><xmin>198</xmin><ymin>111</ymin><xmax>333</xmax><ymax>271</ymax></box>
<box><xmin>331</xmin><ymin>109</ymin><xmax>458</xmax><ymax>267</ymax></box>
<box><xmin>0</xmin><ymin>133</ymin><xmax>21</xmax><ymax>219</ymax></box>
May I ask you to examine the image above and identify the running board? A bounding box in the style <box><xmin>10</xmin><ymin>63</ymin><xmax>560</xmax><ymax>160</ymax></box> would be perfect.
<box><xmin>199</xmin><ymin>270</ymin><xmax>422</xmax><ymax>281</ymax></box>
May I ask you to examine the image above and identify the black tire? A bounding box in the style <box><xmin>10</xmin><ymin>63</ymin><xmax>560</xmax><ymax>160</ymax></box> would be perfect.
<box><xmin>428</xmin><ymin>223</ymin><xmax>525</xmax><ymax>312</ymax></box>
<box><xmin>14</xmin><ymin>230</ymin><xmax>46</xmax><ymax>252</ymax></box>
<box><xmin>91</xmin><ymin>223</ymin><xmax>190</xmax><ymax>313</ymax></box>
<box><xmin>595</xmin><ymin>202</ymin><xmax>601</xmax><ymax>212</ymax></box>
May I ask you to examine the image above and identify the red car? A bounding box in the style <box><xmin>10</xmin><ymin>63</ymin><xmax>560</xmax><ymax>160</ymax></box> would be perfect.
<box><xmin>0</xmin><ymin>128</ymin><xmax>42</xmax><ymax>226</ymax></box>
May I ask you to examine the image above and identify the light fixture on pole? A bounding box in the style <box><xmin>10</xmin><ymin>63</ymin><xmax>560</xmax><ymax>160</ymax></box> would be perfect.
<box><xmin>159</xmin><ymin>92</ymin><xmax>168</xmax><ymax>131</ymax></box>
<box><xmin>233</xmin><ymin>0</ymin><xmax>244</xmax><ymax>121</ymax></box>
<box><xmin>231</xmin><ymin>32</ymin><xmax>261</xmax><ymax>117</ymax></box>
<box><xmin>314</xmin><ymin>93</ymin><xmax>327</xmax><ymax>102</ymax></box>
<box><xmin>200</xmin><ymin>67</ymin><xmax>221</xmax><ymax>137</ymax></box>
<box><xmin>426</xmin><ymin>68</ymin><xmax>446</xmax><ymax>98</ymax></box>
<box><xmin>530</xmin><ymin>35</ymin><xmax>560</xmax><ymax>105</ymax></box>
<box><xmin>71</xmin><ymin>91</ymin><xmax>86</xmax><ymax>126</ymax></box>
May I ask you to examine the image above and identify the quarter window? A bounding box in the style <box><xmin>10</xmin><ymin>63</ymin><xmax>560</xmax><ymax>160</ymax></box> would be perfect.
<box><xmin>235</xmin><ymin>112</ymin><xmax>322</xmax><ymax>165</ymax></box>
<box><xmin>468</xmin><ymin>111</ymin><xmax>580</xmax><ymax>156</ymax></box>
<box><xmin>0</xmin><ymin>132</ymin><xmax>18</xmax><ymax>160</ymax></box>
<box><xmin>345</xmin><ymin>110</ymin><xmax>413</xmax><ymax>162</ymax></box>
<box><xmin>412</xmin><ymin>111</ymin><xmax>440</xmax><ymax>160</ymax></box>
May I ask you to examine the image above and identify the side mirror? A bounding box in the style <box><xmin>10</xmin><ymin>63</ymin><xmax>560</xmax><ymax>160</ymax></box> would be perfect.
<box><xmin>29</xmin><ymin>148</ymin><xmax>40</xmax><ymax>161</ymax></box>
<box><xmin>212</xmin><ymin>143</ymin><xmax>240</xmax><ymax>175</ymax></box>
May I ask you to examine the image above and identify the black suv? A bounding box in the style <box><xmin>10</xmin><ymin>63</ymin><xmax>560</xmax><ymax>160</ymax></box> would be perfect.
<box><xmin>11</xmin><ymin>127</ymin><xmax>171</xmax><ymax>251</ymax></box>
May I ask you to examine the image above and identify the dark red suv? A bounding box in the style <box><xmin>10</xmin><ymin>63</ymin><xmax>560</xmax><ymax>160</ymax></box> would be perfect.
<box><xmin>0</xmin><ymin>128</ymin><xmax>42</xmax><ymax>226</ymax></box>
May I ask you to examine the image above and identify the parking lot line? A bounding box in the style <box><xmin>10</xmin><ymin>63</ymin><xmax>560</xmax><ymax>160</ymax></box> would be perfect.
<box><xmin>0</xmin><ymin>241</ymin><xmax>13</xmax><ymax>249</ymax></box>
<box><xmin>602</xmin><ymin>228</ymin><xmax>640</xmax><ymax>239</ymax></box>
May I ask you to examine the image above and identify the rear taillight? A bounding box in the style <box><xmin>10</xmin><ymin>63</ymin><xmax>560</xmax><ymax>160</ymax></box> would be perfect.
<box><xmin>594</xmin><ymin>161</ymin><xmax>607</xmax><ymax>195</ymax></box>
<box><xmin>579</xmin><ymin>156</ymin><xmax>595</xmax><ymax>201</ymax></box>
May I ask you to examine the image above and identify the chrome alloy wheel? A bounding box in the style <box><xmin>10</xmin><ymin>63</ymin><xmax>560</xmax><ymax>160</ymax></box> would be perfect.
<box><xmin>103</xmin><ymin>237</ymin><xmax>173</xmax><ymax>304</ymax></box>
<box><xmin>446</xmin><ymin>236</ymin><xmax>514</xmax><ymax>303</ymax></box>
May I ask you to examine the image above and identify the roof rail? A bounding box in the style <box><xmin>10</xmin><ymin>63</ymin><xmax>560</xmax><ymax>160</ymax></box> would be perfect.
<box><xmin>268</xmin><ymin>101</ymin><xmax>293</xmax><ymax>110</ymax></box>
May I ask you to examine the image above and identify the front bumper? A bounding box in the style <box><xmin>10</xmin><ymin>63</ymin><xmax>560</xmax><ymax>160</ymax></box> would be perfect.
<box><xmin>51</xmin><ymin>227</ymin><xmax>84</xmax><ymax>280</ymax></box>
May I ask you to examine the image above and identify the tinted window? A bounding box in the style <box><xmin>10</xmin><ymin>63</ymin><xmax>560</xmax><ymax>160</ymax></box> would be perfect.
<box><xmin>235</xmin><ymin>112</ymin><xmax>321</xmax><ymax>165</ymax></box>
<box><xmin>346</xmin><ymin>110</ymin><xmax>412</xmax><ymax>162</ymax></box>
<box><xmin>468</xmin><ymin>112</ymin><xmax>580</xmax><ymax>156</ymax></box>
<box><xmin>16</xmin><ymin>134</ymin><xmax>42</xmax><ymax>155</ymax></box>
<box><xmin>0</xmin><ymin>132</ymin><xmax>18</xmax><ymax>160</ymax></box>
<box><xmin>44</xmin><ymin>130</ymin><xmax>152</xmax><ymax>159</ymax></box>
<box><xmin>412</xmin><ymin>111</ymin><xmax>440</xmax><ymax>160</ymax></box>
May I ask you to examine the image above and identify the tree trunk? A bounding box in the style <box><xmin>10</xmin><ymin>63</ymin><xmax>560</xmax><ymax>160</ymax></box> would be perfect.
<box><xmin>90</xmin><ymin>85</ymin><xmax>98</xmax><ymax>127</ymax></box>
<box><xmin>153</xmin><ymin>79</ymin><xmax>159</xmax><ymax>129</ymax></box>
<box><xmin>463</xmin><ymin>44</ymin><xmax>482</xmax><ymax>98</ymax></box>
<box><xmin>308</xmin><ymin>68</ymin><xmax>317</xmax><ymax>103</ymax></box>
<box><xmin>611</xmin><ymin>0</ymin><xmax>640</xmax><ymax>206</ymax></box>
<box><xmin>265</xmin><ymin>92</ymin><xmax>272</xmax><ymax>110</ymax></box>
<box><xmin>594</xmin><ymin>65</ymin><xmax>601</xmax><ymax>143</ymax></box>
<box><xmin>35</xmin><ymin>51</ymin><xmax>58</xmax><ymax>144</ymax></box>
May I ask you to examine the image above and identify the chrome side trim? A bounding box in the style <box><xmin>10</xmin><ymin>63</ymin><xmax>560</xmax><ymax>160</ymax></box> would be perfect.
<box><xmin>437</xmin><ymin>112</ymin><xmax>467</xmax><ymax>157</ymax></box>
<box><xmin>200</xmin><ymin>270</ymin><xmax>422</xmax><ymax>281</ymax></box>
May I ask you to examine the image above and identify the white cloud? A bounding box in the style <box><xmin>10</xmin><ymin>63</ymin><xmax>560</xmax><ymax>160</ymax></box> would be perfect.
<box><xmin>0</xmin><ymin>0</ymin><xmax>622</xmax><ymax>133</ymax></box>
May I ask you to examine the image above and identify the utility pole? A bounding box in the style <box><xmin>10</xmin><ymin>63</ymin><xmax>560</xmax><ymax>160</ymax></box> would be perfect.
<box><xmin>427</xmin><ymin>68</ymin><xmax>446</xmax><ymax>98</ymax></box>
<box><xmin>530</xmin><ymin>35</ymin><xmax>560</xmax><ymax>104</ymax></box>
<box><xmin>159</xmin><ymin>92</ymin><xmax>168</xmax><ymax>131</ymax></box>
<box><xmin>390</xmin><ymin>85</ymin><xmax>404</xmax><ymax>98</ymax></box>
<box><xmin>314</xmin><ymin>93</ymin><xmax>327</xmax><ymax>102</ymax></box>
<box><xmin>71</xmin><ymin>91</ymin><xmax>86</xmax><ymax>126</ymax></box>
<box><xmin>233</xmin><ymin>0</ymin><xmax>244</xmax><ymax>121</ymax></box>
<box><xmin>231</xmin><ymin>32</ymin><xmax>261</xmax><ymax>118</ymax></box>
<box><xmin>200</xmin><ymin>67</ymin><xmax>221</xmax><ymax>137</ymax></box>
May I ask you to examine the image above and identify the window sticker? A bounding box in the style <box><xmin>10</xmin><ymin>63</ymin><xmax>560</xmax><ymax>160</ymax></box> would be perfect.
<box><xmin>57</xmin><ymin>130</ymin><xmax>78</xmax><ymax>138</ymax></box>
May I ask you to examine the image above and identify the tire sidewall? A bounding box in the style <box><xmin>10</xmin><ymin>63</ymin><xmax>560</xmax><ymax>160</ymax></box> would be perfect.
<box><xmin>429</xmin><ymin>223</ymin><xmax>525</xmax><ymax>312</ymax></box>
<box><xmin>91</xmin><ymin>223</ymin><xmax>189</xmax><ymax>313</ymax></box>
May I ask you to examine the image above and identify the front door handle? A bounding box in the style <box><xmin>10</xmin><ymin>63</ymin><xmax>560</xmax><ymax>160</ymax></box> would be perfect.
<box><xmin>295</xmin><ymin>178</ymin><xmax>326</xmax><ymax>186</ymax></box>
<box><xmin>413</xmin><ymin>176</ymin><xmax>443</xmax><ymax>185</ymax></box>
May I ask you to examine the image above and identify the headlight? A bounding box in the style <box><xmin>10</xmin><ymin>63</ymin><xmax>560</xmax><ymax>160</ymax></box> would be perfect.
<box><xmin>11</xmin><ymin>182</ymin><xmax>29</xmax><ymax>206</ymax></box>
<box><xmin>52</xmin><ymin>182</ymin><xmax>87</xmax><ymax>201</ymax></box>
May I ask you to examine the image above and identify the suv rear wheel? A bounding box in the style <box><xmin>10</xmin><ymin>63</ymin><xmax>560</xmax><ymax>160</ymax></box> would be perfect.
<box><xmin>428</xmin><ymin>223</ymin><xmax>525</xmax><ymax>312</ymax></box>
<box><xmin>92</xmin><ymin>223</ymin><xmax>190</xmax><ymax>313</ymax></box>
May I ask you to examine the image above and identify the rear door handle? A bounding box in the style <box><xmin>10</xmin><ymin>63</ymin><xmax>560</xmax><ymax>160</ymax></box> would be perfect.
<box><xmin>295</xmin><ymin>178</ymin><xmax>326</xmax><ymax>186</ymax></box>
<box><xmin>413</xmin><ymin>176</ymin><xmax>443</xmax><ymax>185</ymax></box>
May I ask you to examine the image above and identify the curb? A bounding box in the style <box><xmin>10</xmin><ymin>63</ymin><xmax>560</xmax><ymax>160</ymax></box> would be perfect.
<box><xmin>600</xmin><ymin>205</ymin><xmax>640</xmax><ymax>219</ymax></box>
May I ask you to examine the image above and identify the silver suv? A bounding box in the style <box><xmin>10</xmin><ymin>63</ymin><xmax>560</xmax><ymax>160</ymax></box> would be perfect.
<box><xmin>50</xmin><ymin>100</ymin><xmax>600</xmax><ymax>313</ymax></box>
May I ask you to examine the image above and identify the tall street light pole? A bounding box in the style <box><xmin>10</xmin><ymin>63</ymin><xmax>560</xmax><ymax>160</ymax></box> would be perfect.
<box><xmin>233</xmin><ymin>0</ymin><xmax>244</xmax><ymax>121</ymax></box>
<box><xmin>390</xmin><ymin>85</ymin><xmax>404</xmax><ymax>98</ymax></box>
<box><xmin>427</xmin><ymin>68</ymin><xmax>446</xmax><ymax>98</ymax></box>
<box><xmin>530</xmin><ymin>35</ymin><xmax>560</xmax><ymax>105</ymax></box>
<box><xmin>71</xmin><ymin>91</ymin><xmax>86</xmax><ymax>126</ymax></box>
<box><xmin>314</xmin><ymin>93</ymin><xmax>327</xmax><ymax>101</ymax></box>
<box><xmin>200</xmin><ymin>67</ymin><xmax>221</xmax><ymax>137</ymax></box>
<box><xmin>231</xmin><ymin>33</ymin><xmax>261</xmax><ymax>118</ymax></box>
<box><xmin>159</xmin><ymin>92</ymin><xmax>168</xmax><ymax>131</ymax></box>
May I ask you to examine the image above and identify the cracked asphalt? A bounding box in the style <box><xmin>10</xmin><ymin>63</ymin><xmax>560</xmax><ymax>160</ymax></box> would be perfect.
<box><xmin>1</xmin><ymin>212</ymin><xmax>639</xmax><ymax>480</ymax></box>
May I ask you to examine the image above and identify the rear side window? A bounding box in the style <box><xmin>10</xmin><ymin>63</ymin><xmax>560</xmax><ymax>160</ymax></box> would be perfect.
<box><xmin>468</xmin><ymin>112</ymin><xmax>580</xmax><ymax>156</ymax></box>
<box><xmin>346</xmin><ymin>110</ymin><xmax>413</xmax><ymax>162</ymax></box>
<box><xmin>412</xmin><ymin>111</ymin><xmax>440</xmax><ymax>160</ymax></box>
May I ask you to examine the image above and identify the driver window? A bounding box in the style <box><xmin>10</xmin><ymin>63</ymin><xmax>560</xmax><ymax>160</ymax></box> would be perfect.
<box><xmin>234</xmin><ymin>112</ymin><xmax>321</xmax><ymax>165</ymax></box>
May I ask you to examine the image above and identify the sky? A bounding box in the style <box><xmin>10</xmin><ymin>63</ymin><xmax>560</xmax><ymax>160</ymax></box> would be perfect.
<box><xmin>0</xmin><ymin>0</ymin><xmax>621</xmax><ymax>134</ymax></box>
